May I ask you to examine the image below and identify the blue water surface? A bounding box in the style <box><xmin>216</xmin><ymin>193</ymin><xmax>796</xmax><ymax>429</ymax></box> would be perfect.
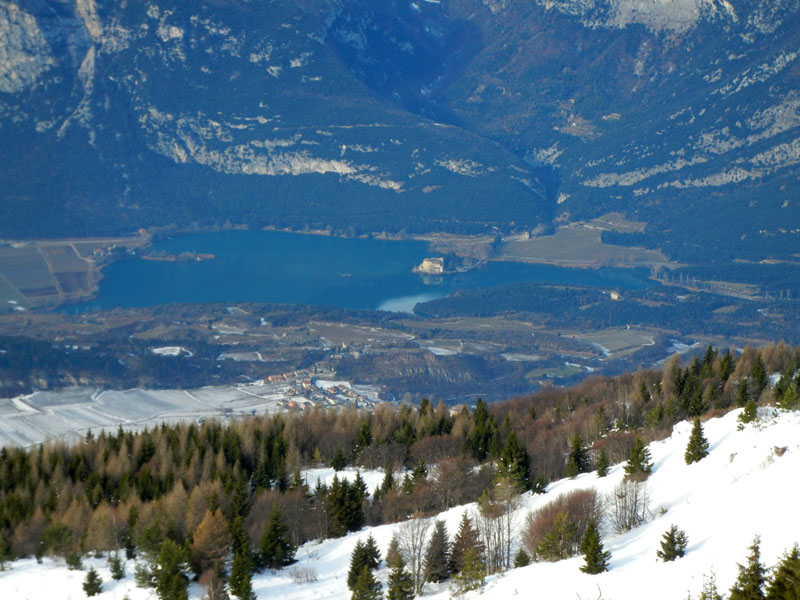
<box><xmin>73</xmin><ymin>230</ymin><xmax>652</xmax><ymax>312</ymax></box>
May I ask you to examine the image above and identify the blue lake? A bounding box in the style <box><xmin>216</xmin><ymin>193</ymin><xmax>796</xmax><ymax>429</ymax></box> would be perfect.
<box><xmin>74</xmin><ymin>230</ymin><xmax>652</xmax><ymax>312</ymax></box>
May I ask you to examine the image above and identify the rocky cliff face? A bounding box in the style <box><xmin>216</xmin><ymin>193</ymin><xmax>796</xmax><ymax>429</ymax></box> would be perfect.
<box><xmin>1</xmin><ymin>0</ymin><xmax>798</xmax><ymax>262</ymax></box>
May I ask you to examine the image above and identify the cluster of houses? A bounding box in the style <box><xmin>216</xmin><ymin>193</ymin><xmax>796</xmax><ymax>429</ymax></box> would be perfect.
<box><xmin>263</xmin><ymin>369</ymin><xmax>382</xmax><ymax>410</ymax></box>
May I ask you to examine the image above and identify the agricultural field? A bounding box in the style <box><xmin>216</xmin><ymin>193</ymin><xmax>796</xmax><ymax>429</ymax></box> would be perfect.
<box><xmin>500</xmin><ymin>225</ymin><xmax>670</xmax><ymax>268</ymax></box>
<box><xmin>0</xmin><ymin>383</ymin><xmax>297</xmax><ymax>448</ymax></box>
<box><xmin>0</xmin><ymin>236</ymin><xmax>146</xmax><ymax>308</ymax></box>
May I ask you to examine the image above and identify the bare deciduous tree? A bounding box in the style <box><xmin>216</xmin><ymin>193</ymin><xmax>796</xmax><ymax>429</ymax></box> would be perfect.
<box><xmin>608</xmin><ymin>479</ymin><xmax>650</xmax><ymax>533</ymax></box>
<box><xmin>398</xmin><ymin>512</ymin><xmax>432</xmax><ymax>595</ymax></box>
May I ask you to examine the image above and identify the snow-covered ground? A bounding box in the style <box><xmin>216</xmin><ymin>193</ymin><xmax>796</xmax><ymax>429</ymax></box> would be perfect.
<box><xmin>1</xmin><ymin>408</ymin><xmax>799</xmax><ymax>600</ymax></box>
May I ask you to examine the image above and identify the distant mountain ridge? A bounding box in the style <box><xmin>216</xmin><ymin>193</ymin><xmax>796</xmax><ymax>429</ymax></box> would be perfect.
<box><xmin>1</xmin><ymin>0</ymin><xmax>799</xmax><ymax>263</ymax></box>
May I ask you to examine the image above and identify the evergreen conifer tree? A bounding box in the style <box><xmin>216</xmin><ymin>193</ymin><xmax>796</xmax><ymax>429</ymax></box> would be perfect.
<box><xmin>450</xmin><ymin>512</ymin><xmax>484</xmax><ymax>575</ymax></box>
<box><xmin>328</xmin><ymin>476</ymin><xmax>365</xmax><ymax>537</ymax></box>
<box><xmin>423</xmin><ymin>520</ymin><xmax>451</xmax><ymax>583</ymax></box>
<box><xmin>154</xmin><ymin>538</ymin><xmax>190</xmax><ymax>600</ymax></box>
<box><xmin>363</xmin><ymin>534</ymin><xmax>381</xmax><ymax>570</ymax></box>
<box><xmin>83</xmin><ymin>567</ymin><xmax>103</xmax><ymax>597</ymax></box>
<box><xmin>565</xmin><ymin>433</ymin><xmax>590</xmax><ymax>478</ymax></box>
<box><xmin>347</xmin><ymin>540</ymin><xmax>367</xmax><ymax>590</ymax></box>
<box><xmin>331</xmin><ymin>448</ymin><xmax>347</xmax><ymax>471</ymax></box>
<box><xmin>657</xmin><ymin>525</ymin><xmax>689</xmax><ymax>561</ymax></box>
<box><xmin>0</xmin><ymin>533</ymin><xmax>12</xmax><ymax>570</ymax></box>
<box><xmin>108</xmin><ymin>550</ymin><xmax>126</xmax><ymax>580</ymax></box>
<box><xmin>766</xmin><ymin>544</ymin><xmax>800</xmax><ymax>600</ymax></box>
<box><xmin>751</xmin><ymin>354</ymin><xmax>768</xmax><ymax>397</ymax></box>
<box><xmin>729</xmin><ymin>536</ymin><xmax>768</xmax><ymax>600</ymax></box>
<box><xmin>351</xmin><ymin>565</ymin><xmax>382</xmax><ymax>600</ymax></box>
<box><xmin>596</xmin><ymin>449</ymin><xmax>610</xmax><ymax>478</ymax></box>
<box><xmin>739</xmin><ymin>399</ymin><xmax>759</xmax><ymax>425</ymax></box>
<box><xmin>380</xmin><ymin>466</ymin><xmax>395</xmax><ymax>497</ymax></box>
<box><xmin>579</xmin><ymin>520</ymin><xmax>611</xmax><ymax>574</ymax></box>
<box><xmin>450</xmin><ymin>548</ymin><xmax>485</xmax><ymax>596</ymax></box>
<box><xmin>513</xmin><ymin>548</ymin><xmax>531</xmax><ymax>568</ymax></box>
<box><xmin>229</xmin><ymin>514</ymin><xmax>251</xmax><ymax>561</ymax></box>
<box><xmin>624</xmin><ymin>436</ymin><xmax>653</xmax><ymax>480</ymax></box>
<box><xmin>347</xmin><ymin>536</ymin><xmax>381</xmax><ymax>590</ymax></box>
<box><xmin>536</xmin><ymin>512</ymin><xmax>580</xmax><ymax>561</ymax></box>
<box><xmin>497</xmin><ymin>430</ymin><xmax>530</xmax><ymax>490</ymax></box>
<box><xmin>737</xmin><ymin>381</ymin><xmax>751</xmax><ymax>408</ymax></box>
<box><xmin>386</xmin><ymin>534</ymin><xmax>403</xmax><ymax>570</ymax></box>
<box><xmin>699</xmin><ymin>570</ymin><xmax>724</xmax><ymax>600</ymax></box>
<box><xmin>229</xmin><ymin>517</ymin><xmax>253</xmax><ymax>599</ymax></box>
<box><xmin>685</xmin><ymin>418</ymin><xmax>710</xmax><ymax>464</ymax></box>
<box><xmin>386</xmin><ymin>557</ymin><xmax>415</xmax><ymax>600</ymax></box>
<box><xmin>259</xmin><ymin>506</ymin><xmax>295</xmax><ymax>570</ymax></box>
<box><xmin>229</xmin><ymin>547</ymin><xmax>256</xmax><ymax>600</ymax></box>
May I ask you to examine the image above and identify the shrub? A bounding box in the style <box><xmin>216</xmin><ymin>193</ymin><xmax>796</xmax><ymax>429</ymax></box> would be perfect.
<box><xmin>522</xmin><ymin>488</ymin><xmax>603</xmax><ymax>560</ymax></box>
<box><xmin>289</xmin><ymin>565</ymin><xmax>319</xmax><ymax>583</ymax></box>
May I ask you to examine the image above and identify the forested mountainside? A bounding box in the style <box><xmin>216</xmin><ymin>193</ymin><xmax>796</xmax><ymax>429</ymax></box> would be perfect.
<box><xmin>1</xmin><ymin>342</ymin><xmax>798</xmax><ymax>558</ymax></box>
<box><xmin>0</xmin><ymin>343</ymin><xmax>799</xmax><ymax>599</ymax></box>
<box><xmin>2</xmin><ymin>0</ymin><xmax>799</xmax><ymax>264</ymax></box>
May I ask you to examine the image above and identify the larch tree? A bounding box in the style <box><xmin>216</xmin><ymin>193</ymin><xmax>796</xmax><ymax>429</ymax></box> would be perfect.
<box><xmin>190</xmin><ymin>509</ymin><xmax>232</xmax><ymax>576</ymax></box>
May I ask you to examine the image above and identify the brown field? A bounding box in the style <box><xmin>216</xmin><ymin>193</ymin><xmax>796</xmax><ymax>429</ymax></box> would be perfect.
<box><xmin>0</xmin><ymin>246</ymin><xmax>59</xmax><ymax>297</ymax></box>
<box><xmin>40</xmin><ymin>244</ymin><xmax>90</xmax><ymax>271</ymax></box>
<box><xmin>565</xmin><ymin>327</ymin><xmax>661</xmax><ymax>359</ymax></box>
<box><xmin>500</xmin><ymin>226</ymin><xmax>670</xmax><ymax>268</ymax></box>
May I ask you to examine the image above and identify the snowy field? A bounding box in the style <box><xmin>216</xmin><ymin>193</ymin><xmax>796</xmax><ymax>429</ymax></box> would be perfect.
<box><xmin>0</xmin><ymin>383</ymin><xmax>297</xmax><ymax>448</ymax></box>
<box><xmin>1</xmin><ymin>408</ymin><xmax>799</xmax><ymax>599</ymax></box>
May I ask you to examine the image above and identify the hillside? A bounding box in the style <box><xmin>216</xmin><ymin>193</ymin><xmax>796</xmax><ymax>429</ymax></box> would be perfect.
<box><xmin>0</xmin><ymin>407</ymin><xmax>798</xmax><ymax>599</ymax></box>
<box><xmin>2</xmin><ymin>0</ymin><xmax>799</xmax><ymax>264</ymax></box>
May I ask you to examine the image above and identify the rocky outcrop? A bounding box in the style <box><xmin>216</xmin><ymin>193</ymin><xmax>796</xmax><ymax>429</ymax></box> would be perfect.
<box><xmin>0</xmin><ymin>2</ymin><xmax>55</xmax><ymax>93</ymax></box>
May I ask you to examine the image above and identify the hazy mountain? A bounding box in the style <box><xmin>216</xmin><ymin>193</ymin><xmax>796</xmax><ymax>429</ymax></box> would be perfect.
<box><xmin>1</xmin><ymin>0</ymin><xmax>799</xmax><ymax>262</ymax></box>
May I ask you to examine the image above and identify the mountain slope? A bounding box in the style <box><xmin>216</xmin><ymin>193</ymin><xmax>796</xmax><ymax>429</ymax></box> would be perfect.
<box><xmin>1</xmin><ymin>0</ymin><xmax>799</xmax><ymax>263</ymax></box>
<box><xmin>1</xmin><ymin>407</ymin><xmax>798</xmax><ymax>599</ymax></box>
